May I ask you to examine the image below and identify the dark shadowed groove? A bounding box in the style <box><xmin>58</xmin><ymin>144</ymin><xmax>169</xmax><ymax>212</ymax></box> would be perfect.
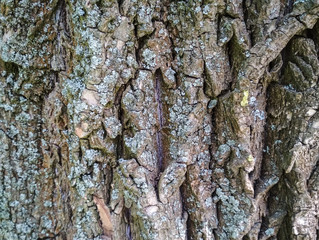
<box><xmin>124</xmin><ymin>208</ymin><xmax>132</xmax><ymax>240</ymax></box>
<box><xmin>155</xmin><ymin>69</ymin><xmax>165</xmax><ymax>172</ymax></box>
<box><xmin>104</xmin><ymin>164</ymin><xmax>113</xmax><ymax>205</ymax></box>
<box><xmin>285</xmin><ymin>0</ymin><xmax>294</xmax><ymax>15</ymax></box>
<box><xmin>179</xmin><ymin>187</ymin><xmax>189</xmax><ymax>240</ymax></box>
<box><xmin>58</xmin><ymin>0</ymin><xmax>71</xmax><ymax>38</ymax></box>
<box><xmin>180</xmin><ymin>182</ymin><xmax>192</xmax><ymax>240</ymax></box>
<box><xmin>114</xmin><ymin>78</ymin><xmax>133</xmax><ymax>160</ymax></box>
<box><xmin>117</xmin><ymin>0</ymin><xmax>124</xmax><ymax>15</ymax></box>
<box><xmin>307</xmin><ymin>158</ymin><xmax>319</xmax><ymax>187</ymax></box>
<box><xmin>115</xmin><ymin>84</ymin><xmax>126</xmax><ymax>160</ymax></box>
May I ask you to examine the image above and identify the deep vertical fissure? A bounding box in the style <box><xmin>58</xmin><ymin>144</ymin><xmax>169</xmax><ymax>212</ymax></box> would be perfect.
<box><xmin>155</xmin><ymin>69</ymin><xmax>165</xmax><ymax>172</ymax></box>
<box><xmin>180</xmin><ymin>182</ymin><xmax>192</xmax><ymax>240</ymax></box>
<box><xmin>115</xmin><ymin>79</ymin><xmax>132</xmax><ymax>160</ymax></box>
<box><xmin>125</xmin><ymin>208</ymin><xmax>132</xmax><ymax>240</ymax></box>
<box><xmin>116</xmin><ymin>99</ymin><xmax>124</xmax><ymax>160</ymax></box>
<box><xmin>117</xmin><ymin>0</ymin><xmax>124</xmax><ymax>15</ymax></box>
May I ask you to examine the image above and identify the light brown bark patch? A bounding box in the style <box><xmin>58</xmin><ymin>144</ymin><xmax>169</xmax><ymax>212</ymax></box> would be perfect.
<box><xmin>81</xmin><ymin>89</ymin><xmax>99</xmax><ymax>105</ymax></box>
<box><xmin>93</xmin><ymin>195</ymin><xmax>113</xmax><ymax>238</ymax></box>
<box><xmin>75</xmin><ymin>122</ymin><xmax>89</xmax><ymax>138</ymax></box>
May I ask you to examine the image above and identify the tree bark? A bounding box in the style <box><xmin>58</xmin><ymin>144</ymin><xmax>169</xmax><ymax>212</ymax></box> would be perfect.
<box><xmin>1</xmin><ymin>0</ymin><xmax>319</xmax><ymax>239</ymax></box>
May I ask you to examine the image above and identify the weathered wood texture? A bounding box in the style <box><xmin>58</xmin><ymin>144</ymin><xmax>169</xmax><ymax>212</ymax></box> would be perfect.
<box><xmin>1</xmin><ymin>0</ymin><xmax>319</xmax><ymax>239</ymax></box>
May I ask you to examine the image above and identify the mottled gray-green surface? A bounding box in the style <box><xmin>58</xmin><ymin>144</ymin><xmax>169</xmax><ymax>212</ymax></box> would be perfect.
<box><xmin>1</xmin><ymin>0</ymin><xmax>319</xmax><ymax>239</ymax></box>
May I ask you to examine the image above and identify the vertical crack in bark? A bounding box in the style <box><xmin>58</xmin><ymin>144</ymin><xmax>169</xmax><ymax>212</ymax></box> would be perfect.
<box><xmin>115</xmin><ymin>90</ymin><xmax>125</xmax><ymax>160</ymax></box>
<box><xmin>117</xmin><ymin>0</ymin><xmax>124</xmax><ymax>16</ymax></box>
<box><xmin>115</xmin><ymin>79</ymin><xmax>132</xmax><ymax>160</ymax></box>
<box><xmin>58</xmin><ymin>0</ymin><xmax>70</xmax><ymax>37</ymax></box>
<box><xmin>155</xmin><ymin>69</ymin><xmax>165</xmax><ymax>172</ymax></box>
<box><xmin>307</xmin><ymin>158</ymin><xmax>319</xmax><ymax>186</ymax></box>
<box><xmin>214</xmin><ymin>198</ymin><xmax>222</xmax><ymax>240</ymax></box>
<box><xmin>285</xmin><ymin>0</ymin><xmax>294</xmax><ymax>15</ymax></box>
<box><xmin>180</xmin><ymin>182</ymin><xmax>191</xmax><ymax>240</ymax></box>
<box><xmin>124</xmin><ymin>208</ymin><xmax>132</xmax><ymax>240</ymax></box>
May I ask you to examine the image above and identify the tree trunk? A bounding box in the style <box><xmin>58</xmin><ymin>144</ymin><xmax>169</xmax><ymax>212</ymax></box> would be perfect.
<box><xmin>1</xmin><ymin>0</ymin><xmax>319</xmax><ymax>239</ymax></box>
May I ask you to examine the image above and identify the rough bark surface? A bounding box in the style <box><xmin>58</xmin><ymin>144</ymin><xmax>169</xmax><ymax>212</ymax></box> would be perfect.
<box><xmin>1</xmin><ymin>0</ymin><xmax>319</xmax><ymax>239</ymax></box>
